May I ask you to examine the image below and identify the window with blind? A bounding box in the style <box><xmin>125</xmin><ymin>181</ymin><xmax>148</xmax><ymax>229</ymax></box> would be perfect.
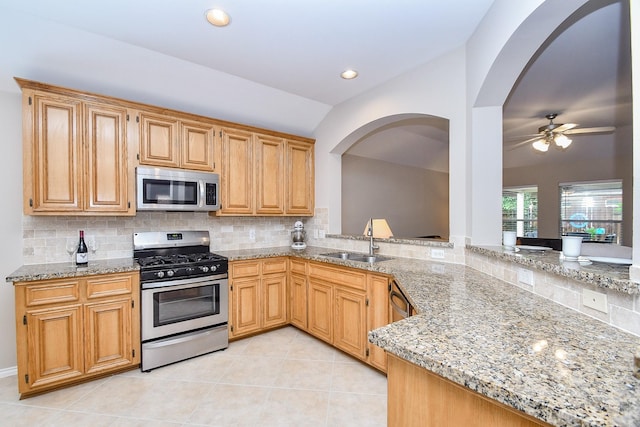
<box><xmin>559</xmin><ymin>180</ymin><xmax>622</xmax><ymax>244</ymax></box>
<box><xmin>502</xmin><ymin>186</ymin><xmax>538</xmax><ymax>237</ymax></box>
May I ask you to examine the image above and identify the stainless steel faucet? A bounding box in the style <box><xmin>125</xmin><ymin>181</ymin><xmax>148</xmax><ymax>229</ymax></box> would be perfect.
<box><xmin>367</xmin><ymin>218</ymin><xmax>379</xmax><ymax>256</ymax></box>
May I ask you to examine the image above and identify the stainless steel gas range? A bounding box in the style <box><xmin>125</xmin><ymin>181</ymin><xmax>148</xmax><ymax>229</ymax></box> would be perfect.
<box><xmin>133</xmin><ymin>230</ymin><xmax>228</xmax><ymax>371</ymax></box>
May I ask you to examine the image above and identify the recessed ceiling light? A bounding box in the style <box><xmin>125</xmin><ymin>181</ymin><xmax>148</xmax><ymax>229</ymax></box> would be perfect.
<box><xmin>341</xmin><ymin>69</ymin><xmax>358</xmax><ymax>80</ymax></box>
<box><xmin>205</xmin><ymin>9</ymin><xmax>231</xmax><ymax>27</ymax></box>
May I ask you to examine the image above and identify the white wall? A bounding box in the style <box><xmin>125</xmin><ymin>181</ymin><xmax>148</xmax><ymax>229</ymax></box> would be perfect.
<box><xmin>313</xmin><ymin>47</ymin><xmax>468</xmax><ymax>243</ymax></box>
<box><xmin>0</xmin><ymin>91</ymin><xmax>24</xmax><ymax>371</ymax></box>
<box><xmin>341</xmin><ymin>155</ymin><xmax>449</xmax><ymax>239</ymax></box>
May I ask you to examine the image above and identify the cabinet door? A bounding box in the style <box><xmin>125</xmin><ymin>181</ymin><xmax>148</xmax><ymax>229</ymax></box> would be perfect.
<box><xmin>84</xmin><ymin>103</ymin><xmax>131</xmax><ymax>213</ymax></box>
<box><xmin>27</xmin><ymin>93</ymin><xmax>83</xmax><ymax>213</ymax></box>
<box><xmin>334</xmin><ymin>286</ymin><xmax>367</xmax><ymax>360</ymax></box>
<box><xmin>24</xmin><ymin>305</ymin><xmax>84</xmax><ymax>392</ymax></box>
<box><xmin>262</xmin><ymin>273</ymin><xmax>287</xmax><ymax>328</ymax></box>
<box><xmin>84</xmin><ymin>298</ymin><xmax>133</xmax><ymax>374</ymax></box>
<box><xmin>230</xmin><ymin>277</ymin><xmax>261</xmax><ymax>337</ymax></box>
<box><xmin>139</xmin><ymin>113</ymin><xmax>179</xmax><ymax>168</ymax></box>
<box><xmin>285</xmin><ymin>140</ymin><xmax>314</xmax><ymax>215</ymax></box>
<box><xmin>367</xmin><ymin>274</ymin><xmax>390</xmax><ymax>371</ymax></box>
<box><xmin>307</xmin><ymin>278</ymin><xmax>333</xmax><ymax>344</ymax></box>
<box><xmin>219</xmin><ymin>128</ymin><xmax>254</xmax><ymax>214</ymax></box>
<box><xmin>255</xmin><ymin>134</ymin><xmax>285</xmax><ymax>215</ymax></box>
<box><xmin>289</xmin><ymin>272</ymin><xmax>308</xmax><ymax>330</ymax></box>
<box><xmin>181</xmin><ymin>120</ymin><xmax>215</xmax><ymax>171</ymax></box>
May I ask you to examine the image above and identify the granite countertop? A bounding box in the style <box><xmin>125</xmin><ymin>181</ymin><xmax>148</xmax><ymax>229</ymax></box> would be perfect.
<box><xmin>6</xmin><ymin>247</ymin><xmax>640</xmax><ymax>425</ymax></box>
<box><xmin>218</xmin><ymin>246</ymin><xmax>640</xmax><ymax>426</ymax></box>
<box><xmin>468</xmin><ymin>245</ymin><xmax>638</xmax><ymax>294</ymax></box>
<box><xmin>6</xmin><ymin>258</ymin><xmax>139</xmax><ymax>283</ymax></box>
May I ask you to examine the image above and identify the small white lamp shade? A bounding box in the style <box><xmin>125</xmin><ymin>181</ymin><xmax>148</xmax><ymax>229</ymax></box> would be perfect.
<box><xmin>532</xmin><ymin>139</ymin><xmax>549</xmax><ymax>152</ymax></box>
<box><xmin>363</xmin><ymin>219</ymin><xmax>393</xmax><ymax>238</ymax></box>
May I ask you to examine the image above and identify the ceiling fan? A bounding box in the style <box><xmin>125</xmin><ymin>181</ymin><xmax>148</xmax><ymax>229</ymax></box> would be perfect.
<box><xmin>507</xmin><ymin>113</ymin><xmax>615</xmax><ymax>152</ymax></box>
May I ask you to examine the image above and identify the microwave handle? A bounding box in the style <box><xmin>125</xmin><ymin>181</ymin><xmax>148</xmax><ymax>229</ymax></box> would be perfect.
<box><xmin>199</xmin><ymin>180</ymin><xmax>206</xmax><ymax>208</ymax></box>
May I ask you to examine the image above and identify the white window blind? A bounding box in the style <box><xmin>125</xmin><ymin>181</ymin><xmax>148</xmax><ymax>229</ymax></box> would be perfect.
<box><xmin>559</xmin><ymin>180</ymin><xmax>622</xmax><ymax>244</ymax></box>
<box><xmin>502</xmin><ymin>186</ymin><xmax>538</xmax><ymax>237</ymax></box>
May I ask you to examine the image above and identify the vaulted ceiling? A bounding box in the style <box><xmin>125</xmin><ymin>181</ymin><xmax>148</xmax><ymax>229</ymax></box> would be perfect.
<box><xmin>0</xmin><ymin>1</ymin><xmax>630</xmax><ymax>169</ymax></box>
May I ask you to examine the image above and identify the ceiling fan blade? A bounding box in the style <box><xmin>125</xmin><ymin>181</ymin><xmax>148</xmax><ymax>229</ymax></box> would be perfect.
<box><xmin>505</xmin><ymin>137</ymin><xmax>543</xmax><ymax>150</ymax></box>
<box><xmin>553</xmin><ymin>123</ymin><xmax>577</xmax><ymax>132</ymax></box>
<box><xmin>564</xmin><ymin>126</ymin><xmax>615</xmax><ymax>135</ymax></box>
<box><xmin>505</xmin><ymin>133</ymin><xmax>542</xmax><ymax>141</ymax></box>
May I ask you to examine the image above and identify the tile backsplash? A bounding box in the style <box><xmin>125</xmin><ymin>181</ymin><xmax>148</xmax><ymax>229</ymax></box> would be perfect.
<box><xmin>22</xmin><ymin>212</ymin><xmax>318</xmax><ymax>264</ymax></box>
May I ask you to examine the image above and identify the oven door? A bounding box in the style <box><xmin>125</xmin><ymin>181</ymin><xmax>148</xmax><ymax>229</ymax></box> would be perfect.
<box><xmin>141</xmin><ymin>276</ymin><xmax>228</xmax><ymax>341</ymax></box>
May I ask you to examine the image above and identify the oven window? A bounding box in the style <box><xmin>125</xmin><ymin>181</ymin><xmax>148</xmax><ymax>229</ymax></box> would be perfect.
<box><xmin>153</xmin><ymin>284</ymin><xmax>220</xmax><ymax>326</ymax></box>
<box><xmin>143</xmin><ymin>178</ymin><xmax>198</xmax><ymax>205</ymax></box>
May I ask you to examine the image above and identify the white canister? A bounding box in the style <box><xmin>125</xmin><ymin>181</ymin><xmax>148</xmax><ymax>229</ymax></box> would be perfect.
<box><xmin>503</xmin><ymin>231</ymin><xmax>517</xmax><ymax>249</ymax></box>
<box><xmin>561</xmin><ymin>236</ymin><xmax>583</xmax><ymax>260</ymax></box>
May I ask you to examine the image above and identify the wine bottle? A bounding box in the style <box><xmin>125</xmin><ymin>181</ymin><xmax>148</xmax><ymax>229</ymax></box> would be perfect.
<box><xmin>76</xmin><ymin>230</ymin><xmax>88</xmax><ymax>266</ymax></box>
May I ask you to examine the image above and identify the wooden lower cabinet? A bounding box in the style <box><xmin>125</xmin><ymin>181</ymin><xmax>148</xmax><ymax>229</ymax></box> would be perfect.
<box><xmin>334</xmin><ymin>286</ymin><xmax>367</xmax><ymax>359</ymax></box>
<box><xmin>289</xmin><ymin>272</ymin><xmax>308</xmax><ymax>329</ymax></box>
<box><xmin>227</xmin><ymin>257</ymin><xmax>391</xmax><ymax>371</ymax></box>
<box><xmin>305</xmin><ymin>261</ymin><xmax>390</xmax><ymax>368</ymax></box>
<box><xmin>229</xmin><ymin>258</ymin><xmax>288</xmax><ymax>339</ymax></box>
<box><xmin>13</xmin><ymin>272</ymin><xmax>140</xmax><ymax>398</ymax></box>
<box><xmin>367</xmin><ymin>274</ymin><xmax>391</xmax><ymax>371</ymax></box>
<box><xmin>387</xmin><ymin>354</ymin><xmax>552</xmax><ymax>427</ymax></box>
<box><xmin>307</xmin><ymin>278</ymin><xmax>333</xmax><ymax>343</ymax></box>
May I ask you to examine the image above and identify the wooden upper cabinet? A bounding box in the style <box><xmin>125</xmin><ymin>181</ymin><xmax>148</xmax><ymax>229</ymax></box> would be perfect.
<box><xmin>139</xmin><ymin>113</ymin><xmax>179</xmax><ymax>168</ymax></box>
<box><xmin>85</xmin><ymin>103</ymin><xmax>130</xmax><ymax>212</ymax></box>
<box><xmin>27</xmin><ymin>93</ymin><xmax>83</xmax><ymax>213</ymax></box>
<box><xmin>20</xmin><ymin>82</ymin><xmax>134</xmax><ymax>216</ymax></box>
<box><xmin>286</xmin><ymin>139</ymin><xmax>314</xmax><ymax>215</ymax></box>
<box><xmin>255</xmin><ymin>134</ymin><xmax>285</xmax><ymax>215</ymax></box>
<box><xmin>217</xmin><ymin>128</ymin><xmax>314</xmax><ymax>217</ymax></box>
<box><xmin>181</xmin><ymin>120</ymin><xmax>216</xmax><ymax>171</ymax></box>
<box><xmin>139</xmin><ymin>113</ymin><xmax>216</xmax><ymax>172</ymax></box>
<box><xmin>219</xmin><ymin>127</ymin><xmax>254</xmax><ymax>215</ymax></box>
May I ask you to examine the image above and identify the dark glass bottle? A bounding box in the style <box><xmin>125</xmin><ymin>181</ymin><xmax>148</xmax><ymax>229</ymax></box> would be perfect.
<box><xmin>76</xmin><ymin>230</ymin><xmax>88</xmax><ymax>266</ymax></box>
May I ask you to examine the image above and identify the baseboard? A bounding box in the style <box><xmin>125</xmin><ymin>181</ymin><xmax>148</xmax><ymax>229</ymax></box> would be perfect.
<box><xmin>0</xmin><ymin>366</ymin><xmax>17</xmax><ymax>378</ymax></box>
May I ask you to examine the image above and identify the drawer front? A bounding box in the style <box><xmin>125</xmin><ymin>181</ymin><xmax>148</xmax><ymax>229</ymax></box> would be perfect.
<box><xmin>262</xmin><ymin>257</ymin><xmax>287</xmax><ymax>274</ymax></box>
<box><xmin>24</xmin><ymin>281</ymin><xmax>80</xmax><ymax>307</ymax></box>
<box><xmin>290</xmin><ymin>258</ymin><xmax>307</xmax><ymax>275</ymax></box>
<box><xmin>230</xmin><ymin>261</ymin><xmax>260</xmax><ymax>278</ymax></box>
<box><xmin>308</xmin><ymin>262</ymin><xmax>366</xmax><ymax>290</ymax></box>
<box><xmin>86</xmin><ymin>274</ymin><xmax>134</xmax><ymax>299</ymax></box>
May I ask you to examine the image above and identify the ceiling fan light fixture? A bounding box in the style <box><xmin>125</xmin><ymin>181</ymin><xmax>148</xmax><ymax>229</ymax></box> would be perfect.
<box><xmin>554</xmin><ymin>133</ymin><xmax>572</xmax><ymax>149</ymax></box>
<box><xmin>532</xmin><ymin>139</ymin><xmax>549</xmax><ymax>152</ymax></box>
<box><xmin>205</xmin><ymin>9</ymin><xmax>231</xmax><ymax>27</ymax></box>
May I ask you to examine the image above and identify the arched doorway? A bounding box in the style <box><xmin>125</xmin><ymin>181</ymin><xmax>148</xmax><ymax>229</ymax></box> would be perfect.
<box><xmin>339</xmin><ymin>115</ymin><xmax>450</xmax><ymax>239</ymax></box>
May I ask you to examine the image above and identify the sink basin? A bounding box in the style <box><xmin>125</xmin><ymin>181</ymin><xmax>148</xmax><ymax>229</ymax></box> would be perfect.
<box><xmin>320</xmin><ymin>252</ymin><xmax>392</xmax><ymax>263</ymax></box>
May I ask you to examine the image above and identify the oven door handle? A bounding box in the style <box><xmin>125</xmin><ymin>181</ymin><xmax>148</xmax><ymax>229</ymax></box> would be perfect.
<box><xmin>142</xmin><ymin>274</ymin><xmax>228</xmax><ymax>290</ymax></box>
<box><xmin>144</xmin><ymin>328</ymin><xmax>219</xmax><ymax>349</ymax></box>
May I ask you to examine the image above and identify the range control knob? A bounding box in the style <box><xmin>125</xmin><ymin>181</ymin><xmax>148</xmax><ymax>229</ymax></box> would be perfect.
<box><xmin>200</xmin><ymin>266</ymin><xmax>210</xmax><ymax>273</ymax></box>
<box><xmin>210</xmin><ymin>264</ymin><xmax>218</xmax><ymax>272</ymax></box>
<box><xmin>156</xmin><ymin>271</ymin><xmax>165</xmax><ymax>279</ymax></box>
<box><xmin>185</xmin><ymin>267</ymin><xmax>195</xmax><ymax>274</ymax></box>
<box><xmin>166</xmin><ymin>270</ymin><xmax>174</xmax><ymax>277</ymax></box>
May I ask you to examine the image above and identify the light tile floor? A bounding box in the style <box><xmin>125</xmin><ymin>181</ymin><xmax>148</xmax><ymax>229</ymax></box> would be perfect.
<box><xmin>0</xmin><ymin>327</ymin><xmax>387</xmax><ymax>426</ymax></box>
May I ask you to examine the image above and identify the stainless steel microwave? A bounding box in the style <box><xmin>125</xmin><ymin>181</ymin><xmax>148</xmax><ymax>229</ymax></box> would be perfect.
<box><xmin>136</xmin><ymin>166</ymin><xmax>220</xmax><ymax>212</ymax></box>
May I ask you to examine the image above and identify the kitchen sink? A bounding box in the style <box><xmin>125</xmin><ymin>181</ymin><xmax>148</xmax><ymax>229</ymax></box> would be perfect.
<box><xmin>320</xmin><ymin>252</ymin><xmax>392</xmax><ymax>263</ymax></box>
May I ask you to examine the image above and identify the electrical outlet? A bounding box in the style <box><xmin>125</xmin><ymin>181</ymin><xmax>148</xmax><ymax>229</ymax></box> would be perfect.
<box><xmin>583</xmin><ymin>289</ymin><xmax>608</xmax><ymax>313</ymax></box>
<box><xmin>319</xmin><ymin>230</ymin><xmax>325</xmax><ymax>238</ymax></box>
<box><xmin>517</xmin><ymin>268</ymin><xmax>534</xmax><ymax>286</ymax></box>
<box><xmin>431</xmin><ymin>249</ymin><xmax>445</xmax><ymax>259</ymax></box>
<box><xmin>313</xmin><ymin>229</ymin><xmax>319</xmax><ymax>239</ymax></box>
<box><xmin>249</xmin><ymin>229</ymin><xmax>256</xmax><ymax>241</ymax></box>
